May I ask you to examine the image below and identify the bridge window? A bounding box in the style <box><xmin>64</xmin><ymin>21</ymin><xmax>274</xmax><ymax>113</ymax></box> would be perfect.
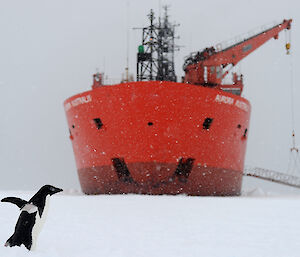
<box><xmin>221</xmin><ymin>88</ymin><xmax>241</xmax><ymax>96</ymax></box>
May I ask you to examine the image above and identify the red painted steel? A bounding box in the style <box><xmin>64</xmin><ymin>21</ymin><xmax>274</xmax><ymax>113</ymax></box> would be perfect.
<box><xmin>184</xmin><ymin>19</ymin><xmax>292</xmax><ymax>87</ymax></box>
<box><xmin>63</xmin><ymin>18</ymin><xmax>292</xmax><ymax>195</ymax></box>
<box><xmin>64</xmin><ymin>81</ymin><xmax>250</xmax><ymax>195</ymax></box>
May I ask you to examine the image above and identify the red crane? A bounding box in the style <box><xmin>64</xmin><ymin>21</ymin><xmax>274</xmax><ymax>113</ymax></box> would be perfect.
<box><xmin>183</xmin><ymin>19</ymin><xmax>292</xmax><ymax>95</ymax></box>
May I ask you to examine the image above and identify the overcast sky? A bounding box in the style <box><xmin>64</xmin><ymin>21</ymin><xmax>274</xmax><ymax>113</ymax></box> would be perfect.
<box><xmin>0</xmin><ymin>0</ymin><xmax>299</xmax><ymax>190</ymax></box>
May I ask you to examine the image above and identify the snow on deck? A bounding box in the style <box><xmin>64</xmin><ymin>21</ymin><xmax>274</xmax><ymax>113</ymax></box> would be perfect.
<box><xmin>0</xmin><ymin>191</ymin><xmax>300</xmax><ymax>257</ymax></box>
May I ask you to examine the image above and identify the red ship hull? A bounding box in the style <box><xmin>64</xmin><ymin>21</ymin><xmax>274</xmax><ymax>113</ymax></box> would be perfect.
<box><xmin>64</xmin><ymin>81</ymin><xmax>250</xmax><ymax>196</ymax></box>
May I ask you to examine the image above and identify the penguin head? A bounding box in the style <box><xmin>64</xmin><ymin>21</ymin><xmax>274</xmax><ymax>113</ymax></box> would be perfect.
<box><xmin>41</xmin><ymin>185</ymin><xmax>63</xmax><ymax>196</ymax></box>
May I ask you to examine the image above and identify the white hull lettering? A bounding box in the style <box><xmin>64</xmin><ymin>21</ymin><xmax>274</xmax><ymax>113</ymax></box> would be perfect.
<box><xmin>215</xmin><ymin>94</ymin><xmax>234</xmax><ymax>105</ymax></box>
<box><xmin>235</xmin><ymin>100</ymin><xmax>249</xmax><ymax>112</ymax></box>
<box><xmin>215</xmin><ymin>94</ymin><xmax>249</xmax><ymax>112</ymax></box>
<box><xmin>64</xmin><ymin>95</ymin><xmax>92</xmax><ymax>111</ymax></box>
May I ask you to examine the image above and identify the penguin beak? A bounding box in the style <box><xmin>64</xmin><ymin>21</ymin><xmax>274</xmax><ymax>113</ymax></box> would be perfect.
<box><xmin>50</xmin><ymin>186</ymin><xmax>63</xmax><ymax>195</ymax></box>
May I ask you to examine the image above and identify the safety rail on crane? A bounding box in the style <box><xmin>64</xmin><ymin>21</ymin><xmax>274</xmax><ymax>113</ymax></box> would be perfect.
<box><xmin>183</xmin><ymin>19</ymin><xmax>292</xmax><ymax>96</ymax></box>
<box><xmin>183</xmin><ymin>21</ymin><xmax>279</xmax><ymax>70</ymax></box>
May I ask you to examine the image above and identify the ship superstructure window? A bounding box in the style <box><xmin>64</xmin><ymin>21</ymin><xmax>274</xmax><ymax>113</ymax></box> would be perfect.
<box><xmin>221</xmin><ymin>88</ymin><xmax>241</xmax><ymax>96</ymax></box>
<box><xmin>93</xmin><ymin>118</ymin><xmax>103</xmax><ymax>129</ymax></box>
<box><xmin>203</xmin><ymin>118</ymin><xmax>213</xmax><ymax>130</ymax></box>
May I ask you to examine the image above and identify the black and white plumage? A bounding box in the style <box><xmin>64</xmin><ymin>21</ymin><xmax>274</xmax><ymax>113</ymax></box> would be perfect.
<box><xmin>1</xmin><ymin>185</ymin><xmax>63</xmax><ymax>251</ymax></box>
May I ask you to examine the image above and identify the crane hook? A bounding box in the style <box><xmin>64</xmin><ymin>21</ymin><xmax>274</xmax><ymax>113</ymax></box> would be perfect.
<box><xmin>286</xmin><ymin>42</ymin><xmax>291</xmax><ymax>55</ymax></box>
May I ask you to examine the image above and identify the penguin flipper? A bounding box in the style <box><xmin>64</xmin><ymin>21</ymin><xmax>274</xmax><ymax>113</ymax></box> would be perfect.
<box><xmin>1</xmin><ymin>197</ymin><xmax>28</xmax><ymax>209</ymax></box>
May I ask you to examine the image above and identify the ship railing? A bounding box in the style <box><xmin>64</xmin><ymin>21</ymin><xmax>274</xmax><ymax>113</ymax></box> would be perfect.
<box><xmin>244</xmin><ymin>166</ymin><xmax>300</xmax><ymax>189</ymax></box>
<box><xmin>183</xmin><ymin>20</ymin><xmax>279</xmax><ymax>67</ymax></box>
<box><xmin>215</xmin><ymin>20</ymin><xmax>279</xmax><ymax>52</ymax></box>
<box><xmin>102</xmin><ymin>77</ymin><xmax>124</xmax><ymax>85</ymax></box>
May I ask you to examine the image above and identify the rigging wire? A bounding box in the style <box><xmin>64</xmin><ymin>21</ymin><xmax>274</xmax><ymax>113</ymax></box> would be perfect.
<box><xmin>285</xmin><ymin>28</ymin><xmax>300</xmax><ymax>175</ymax></box>
<box><xmin>285</xmin><ymin>29</ymin><xmax>295</xmax><ymax>129</ymax></box>
<box><xmin>125</xmin><ymin>1</ymin><xmax>130</xmax><ymax>82</ymax></box>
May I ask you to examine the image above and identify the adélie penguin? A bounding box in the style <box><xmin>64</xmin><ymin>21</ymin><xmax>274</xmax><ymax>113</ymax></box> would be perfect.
<box><xmin>1</xmin><ymin>185</ymin><xmax>63</xmax><ymax>250</ymax></box>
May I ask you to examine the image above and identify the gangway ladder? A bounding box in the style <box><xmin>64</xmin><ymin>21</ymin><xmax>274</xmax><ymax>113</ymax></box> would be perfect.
<box><xmin>244</xmin><ymin>167</ymin><xmax>300</xmax><ymax>189</ymax></box>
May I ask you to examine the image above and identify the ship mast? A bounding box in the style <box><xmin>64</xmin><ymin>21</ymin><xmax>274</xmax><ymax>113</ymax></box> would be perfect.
<box><xmin>136</xmin><ymin>7</ymin><xmax>179</xmax><ymax>82</ymax></box>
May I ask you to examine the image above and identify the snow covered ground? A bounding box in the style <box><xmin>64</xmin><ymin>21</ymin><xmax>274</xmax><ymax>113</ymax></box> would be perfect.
<box><xmin>1</xmin><ymin>182</ymin><xmax>300</xmax><ymax>257</ymax></box>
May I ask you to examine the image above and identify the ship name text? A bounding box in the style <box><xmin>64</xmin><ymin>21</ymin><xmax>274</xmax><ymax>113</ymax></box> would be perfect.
<box><xmin>215</xmin><ymin>94</ymin><xmax>249</xmax><ymax>112</ymax></box>
<box><xmin>64</xmin><ymin>95</ymin><xmax>92</xmax><ymax>111</ymax></box>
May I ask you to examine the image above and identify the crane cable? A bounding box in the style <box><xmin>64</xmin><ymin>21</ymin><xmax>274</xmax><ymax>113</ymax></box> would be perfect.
<box><xmin>285</xmin><ymin>29</ymin><xmax>300</xmax><ymax>175</ymax></box>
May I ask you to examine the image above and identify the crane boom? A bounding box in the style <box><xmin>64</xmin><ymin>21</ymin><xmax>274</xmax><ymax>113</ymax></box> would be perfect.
<box><xmin>204</xmin><ymin>19</ymin><xmax>292</xmax><ymax>66</ymax></box>
<box><xmin>183</xmin><ymin>19</ymin><xmax>292</xmax><ymax>95</ymax></box>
